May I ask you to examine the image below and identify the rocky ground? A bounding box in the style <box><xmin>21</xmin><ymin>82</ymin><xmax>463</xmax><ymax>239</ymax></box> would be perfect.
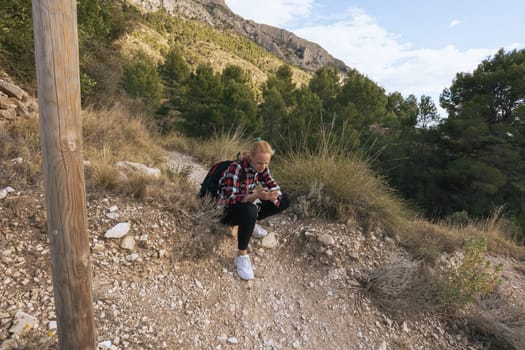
<box><xmin>3</xmin><ymin>149</ymin><xmax>524</xmax><ymax>350</ymax></box>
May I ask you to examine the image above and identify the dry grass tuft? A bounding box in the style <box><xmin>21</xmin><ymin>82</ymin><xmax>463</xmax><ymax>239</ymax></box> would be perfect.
<box><xmin>82</xmin><ymin>104</ymin><xmax>167</xmax><ymax>193</ymax></box>
<box><xmin>190</xmin><ymin>128</ymin><xmax>252</xmax><ymax>167</ymax></box>
<box><xmin>87</xmin><ymin>163</ymin><xmax>120</xmax><ymax>191</ymax></box>
<box><xmin>273</xmin><ymin>143</ymin><xmax>414</xmax><ymax>237</ymax></box>
<box><xmin>405</xmin><ymin>220</ymin><xmax>465</xmax><ymax>264</ymax></box>
<box><xmin>463</xmin><ymin>290</ymin><xmax>525</xmax><ymax>350</ymax></box>
<box><xmin>407</xmin><ymin>208</ymin><xmax>525</xmax><ymax>262</ymax></box>
<box><xmin>83</xmin><ymin>104</ymin><xmax>165</xmax><ymax>168</ymax></box>
<box><xmin>362</xmin><ymin>256</ymin><xmax>442</xmax><ymax>319</ymax></box>
<box><xmin>0</xmin><ymin>117</ymin><xmax>42</xmax><ymax>187</ymax></box>
<box><xmin>160</xmin><ymin>128</ymin><xmax>251</xmax><ymax>168</ymax></box>
<box><xmin>365</xmin><ymin>236</ymin><xmax>503</xmax><ymax>321</ymax></box>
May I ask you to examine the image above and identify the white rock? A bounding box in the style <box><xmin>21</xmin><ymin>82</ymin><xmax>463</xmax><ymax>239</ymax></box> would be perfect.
<box><xmin>1</xmin><ymin>249</ymin><xmax>13</xmax><ymax>257</ymax></box>
<box><xmin>318</xmin><ymin>233</ymin><xmax>336</xmax><ymax>246</ymax></box>
<box><xmin>261</xmin><ymin>232</ymin><xmax>278</xmax><ymax>249</ymax></box>
<box><xmin>9</xmin><ymin>311</ymin><xmax>39</xmax><ymax>335</ymax></box>
<box><xmin>114</xmin><ymin>161</ymin><xmax>161</xmax><ymax>178</ymax></box>
<box><xmin>109</xmin><ymin>205</ymin><xmax>118</xmax><ymax>212</ymax></box>
<box><xmin>48</xmin><ymin>320</ymin><xmax>57</xmax><ymax>330</ymax></box>
<box><xmin>105</xmin><ymin>222</ymin><xmax>130</xmax><ymax>238</ymax></box>
<box><xmin>195</xmin><ymin>279</ymin><xmax>203</xmax><ymax>289</ymax></box>
<box><xmin>126</xmin><ymin>253</ymin><xmax>139</xmax><ymax>262</ymax></box>
<box><xmin>402</xmin><ymin>321</ymin><xmax>409</xmax><ymax>333</ymax></box>
<box><xmin>98</xmin><ymin>340</ymin><xmax>118</xmax><ymax>350</ymax></box>
<box><xmin>227</xmin><ymin>337</ymin><xmax>238</xmax><ymax>344</ymax></box>
<box><xmin>106</xmin><ymin>212</ymin><xmax>119</xmax><ymax>220</ymax></box>
<box><xmin>0</xmin><ymin>189</ymin><xmax>7</xmax><ymax>199</ymax></box>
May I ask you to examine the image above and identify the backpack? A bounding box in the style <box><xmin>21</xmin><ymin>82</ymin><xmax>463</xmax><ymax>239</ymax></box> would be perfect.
<box><xmin>198</xmin><ymin>157</ymin><xmax>246</xmax><ymax>199</ymax></box>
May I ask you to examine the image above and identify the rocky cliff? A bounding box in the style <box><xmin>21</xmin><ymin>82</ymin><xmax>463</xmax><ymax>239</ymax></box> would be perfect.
<box><xmin>128</xmin><ymin>0</ymin><xmax>352</xmax><ymax>74</ymax></box>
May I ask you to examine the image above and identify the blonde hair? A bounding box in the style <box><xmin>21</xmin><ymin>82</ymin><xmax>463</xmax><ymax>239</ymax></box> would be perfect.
<box><xmin>242</xmin><ymin>139</ymin><xmax>275</xmax><ymax>158</ymax></box>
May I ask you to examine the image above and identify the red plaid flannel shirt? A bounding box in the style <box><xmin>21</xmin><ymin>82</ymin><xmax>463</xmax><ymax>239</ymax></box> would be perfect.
<box><xmin>218</xmin><ymin>158</ymin><xmax>281</xmax><ymax>207</ymax></box>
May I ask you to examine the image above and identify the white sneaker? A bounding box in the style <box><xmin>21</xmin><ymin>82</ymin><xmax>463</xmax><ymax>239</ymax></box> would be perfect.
<box><xmin>234</xmin><ymin>255</ymin><xmax>254</xmax><ymax>280</ymax></box>
<box><xmin>252</xmin><ymin>223</ymin><xmax>268</xmax><ymax>239</ymax></box>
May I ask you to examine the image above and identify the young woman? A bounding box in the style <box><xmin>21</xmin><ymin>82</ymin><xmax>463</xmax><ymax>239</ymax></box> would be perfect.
<box><xmin>217</xmin><ymin>139</ymin><xmax>290</xmax><ymax>280</ymax></box>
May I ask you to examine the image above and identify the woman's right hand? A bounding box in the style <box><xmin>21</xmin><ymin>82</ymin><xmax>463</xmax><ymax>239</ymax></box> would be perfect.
<box><xmin>258</xmin><ymin>188</ymin><xmax>279</xmax><ymax>202</ymax></box>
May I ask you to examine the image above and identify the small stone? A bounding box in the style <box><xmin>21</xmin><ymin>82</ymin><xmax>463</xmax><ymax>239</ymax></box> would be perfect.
<box><xmin>318</xmin><ymin>233</ymin><xmax>335</xmax><ymax>246</ymax></box>
<box><xmin>105</xmin><ymin>222</ymin><xmax>130</xmax><ymax>238</ymax></box>
<box><xmin>402</xmin><ymin>321</ymin><xmax>409</xmax><ymax>333</ymax></box>
<box><xmin>9</xmin><ymin>311</ymin><xmax>39</xmax><ymax>335</ymax></box>
<box><xmin>106</xmin><ymin>212</ymin><xmax>119</xmax><ymax>220</ymax></box>
<box><xmin>261</xmin><ymin>232</ymin><xmax>278</xmax><ymax>249</ymax></box>
<box><xmin>92</xmin><ymin>243</ymin><xmax>105</xmax><ymax>252</ymax></box>
<box><xmin>227</xmin><ymin>337</ymin><xmax>238</xmax><ymax>344</ymax></box>
<box><xmin>120</xmin><ymin>236</ymin><xmax>136</xmax><ymax>250</ymax></box>
<box><xmin>125</xmin><ymin>253</ymin><xmax>139</xmax><ymax>262</ymax></box>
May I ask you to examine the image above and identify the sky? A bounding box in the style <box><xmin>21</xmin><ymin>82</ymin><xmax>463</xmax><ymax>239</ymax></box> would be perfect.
<box><xmin>224</xmin><ymin>0</ymin><xmax>524</xmax><ymax>117</ymax></box>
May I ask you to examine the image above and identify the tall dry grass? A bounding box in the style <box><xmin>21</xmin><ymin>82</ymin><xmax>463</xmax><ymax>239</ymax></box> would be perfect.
<box><xmin>463</xmin><ymin>290</ymin><xmax>525</xmax><ymax>349</ymax></box>
<box><xmin>82</xmin><ymin>104</ymin><xmax>210</xmax><ymax>225</ymax></box>
<box><xmin>193</xmin><ymin>128</ymin><xmax>252</xmax><ymax>167</ymax></box>
<box><xmin>83</xmin><ymin>104</ymin><xmax>165</xmax><ymax>168</ymax></box>
<box><xmin>82</xmin><ymin>104</ymin><xmax>169</xmax><ymax>192</ymax></box>
<box><xmin>408</xmin><ymin>208</ymin><xmax>525</xmax><ymax>262</ymax></box>
<box><xmin>0</xmin><ymin>116</ymin><xmax>42</xmax><ymax>187</ymax></box>
<box><xmin>272</xmin><ymin>140</ymin><xmax>414</xmax><ymax>237</ymax></box>
<box><xmin>160</xmin><ymin>128</ymin><xmax>252</xmax><ymax>167</ymax></box>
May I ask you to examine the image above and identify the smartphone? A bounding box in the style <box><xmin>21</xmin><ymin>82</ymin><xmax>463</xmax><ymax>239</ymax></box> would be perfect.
<box><xmin>268</xmin><ymin>187</ymin><xmax>280</xmax><ymax>192</ymax></box>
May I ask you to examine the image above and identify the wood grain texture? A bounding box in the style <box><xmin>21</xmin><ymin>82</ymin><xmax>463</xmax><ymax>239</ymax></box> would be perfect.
<box><xmin>32</xmin><ymin>0</ymin><xmax>96</xmax><ymax>348</ymax></box>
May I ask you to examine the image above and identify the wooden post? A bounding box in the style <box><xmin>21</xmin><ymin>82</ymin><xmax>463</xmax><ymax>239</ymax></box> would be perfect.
<box><xmin>32</xmin><ymin>1</ymin><xmax>96</xmax><ymax>349</ymax></box>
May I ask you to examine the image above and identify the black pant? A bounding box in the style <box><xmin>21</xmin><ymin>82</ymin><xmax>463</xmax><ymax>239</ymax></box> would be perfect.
<box><xmin>221</xmin><ymin>192</ymin><xmax>290</xmax><ymax>250</ymax></box>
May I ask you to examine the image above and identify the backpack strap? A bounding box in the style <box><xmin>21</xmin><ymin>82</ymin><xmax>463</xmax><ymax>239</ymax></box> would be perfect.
<box><xmin>239</xmin><ymin>158</ymin><xmax>248</xmax><ymax>185</ymax></box>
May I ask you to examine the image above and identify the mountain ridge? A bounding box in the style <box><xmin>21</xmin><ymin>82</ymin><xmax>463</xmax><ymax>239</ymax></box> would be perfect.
<box><xmin>127</xmin><ymin>0</ymin><xmax>352</xmax><ymax>74</ymax></box>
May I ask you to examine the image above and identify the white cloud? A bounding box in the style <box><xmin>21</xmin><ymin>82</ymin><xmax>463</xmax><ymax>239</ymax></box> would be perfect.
<box><xmin>225</xmin><ymin>0</ymin><xmax>313</xmax><ymax>27</ymax></box>
<box><xmin>507</xmin><ymin>42</ymin><xmax>523</xmax><ymax>50</ymax></box>
<box><xmin>449</xmin><ymin>19</ymin><xmax>462</xmax><ymax>27</ymax></box>
<box><xmin>293</xmin><ymin>9</ymin><xmax>495</xmax><ymax>115</ymax></box>
<box><xmin>226</xmin><ymin>2</ymin><xmax>501</xmax><ymax>116</ymax></box>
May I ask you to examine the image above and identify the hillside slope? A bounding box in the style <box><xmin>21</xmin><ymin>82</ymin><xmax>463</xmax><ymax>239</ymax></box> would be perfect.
<box><xmin>2</xmin><ymin>75</ymin><xmax>525</xmax><ymax>350</ymax></box>
<box><xmin>0</xmin><ymin>147</ymin><xmax>485</xmax><ymax>350</ymax></box>
<box><xmin>127</xmin><ymin>0</ymin><xmax>352</xmax><ymax>75</ymax></box>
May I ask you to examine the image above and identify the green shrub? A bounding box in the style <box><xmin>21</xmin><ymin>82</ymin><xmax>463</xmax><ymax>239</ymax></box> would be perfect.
<box><xmin>0</xmin><ymin>0</ymin><xmax>35</xmax><ymax>87</ymax></box>
<box><xmin>440</xmin><ymin>236</ymin><xmax>502</xmax><ymax>312</ymax></box>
